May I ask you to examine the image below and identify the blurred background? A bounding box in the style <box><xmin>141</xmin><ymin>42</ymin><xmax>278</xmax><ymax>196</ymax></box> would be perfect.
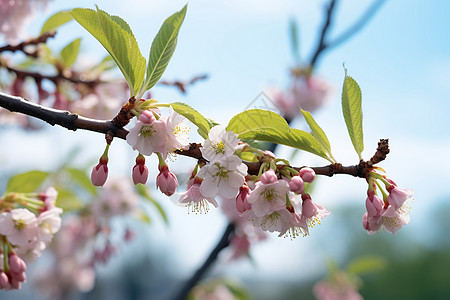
<box><xmin>1</xmin><ymin>0</ymin><xmax>449</xmax><ymax>299</ymax></box>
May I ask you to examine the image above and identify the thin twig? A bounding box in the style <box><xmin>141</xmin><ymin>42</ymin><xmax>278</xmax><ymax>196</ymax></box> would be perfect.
<box><xmin>0</xmin><ymin>32</ymin><xmax>56</xmax><ymax>57</ymax></box>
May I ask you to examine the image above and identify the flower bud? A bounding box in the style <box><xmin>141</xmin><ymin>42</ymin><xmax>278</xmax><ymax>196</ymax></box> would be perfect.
<box><xmin>260</xmin><ymin>169</ymin><xmax>278</xmax><ymax>185</ymax></box>
<box><xmin>139</xmin><ymin>110</ymin><xmax>156</xmax><ymax>124</ymax></box>
<box><xmin>156</xmin><ymin>165</ymin><xmax>178</xmax><ymax>196</ymax></box>
<box><xmin>299</xmin><ymin>167</ymin><xmax>315</xmax><ymax>183</ymax></box>
<box><xmin>365</xmin><ymin>190</ymin><xmax>384</xmax><ymax>218</ymax></box>
<box><xmin>289</xmin><ymin>175</ymin><xmax>304</xmax><ymax>194</ymax></box>
<box><xmin>387</xmin><ymin>185</ymin><xmax>414</xmax><ymax>209</ymax></box>
<box><xmin>132</xmin><ymin>154</ymin><xmax>148</xmax><ymax>185</ymax></box>
<box><xmin>91</xmin><ymin>159</ymin><xmax>108</xmax><ymax>187</ymax></box>
<box><xmin>236</xmin><ymin>185</ymin><xmax>252</xmax><ymax>214</ymax></box>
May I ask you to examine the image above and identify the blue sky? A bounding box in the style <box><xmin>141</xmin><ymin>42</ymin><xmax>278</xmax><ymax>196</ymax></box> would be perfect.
<box><xmin>2</xmin><ymin>0</ymin><xmax>450</xmax><ymax>298</ymax></box>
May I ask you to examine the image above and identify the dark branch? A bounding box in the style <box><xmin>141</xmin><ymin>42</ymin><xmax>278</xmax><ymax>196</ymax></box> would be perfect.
<box><xmin>172</xmin><ymin>223</ymin><xmax>235</xmax><ymax>300</ymax></box>
<box><xmin>0</xmin><ymin>32</ymin><xmax>56</xmax><ymax>57</ymax></box>
<box><xmin>0</xmin><ymin>92</ymin><xmax>387</xmax><ymax>178</ymax></box>
<box><xmin>158</xmin><ymin>74</ymin><xmax>208</xmax><ymax>94</ymax></box>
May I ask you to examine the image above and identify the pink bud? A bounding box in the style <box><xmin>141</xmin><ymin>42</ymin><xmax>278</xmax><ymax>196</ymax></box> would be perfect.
<box><xmin>91</xmin><ymin>162</ymin><xmax>108</xmax><ymax>186</ymax></box>
<box><xmin>299</xmin><ymin>167</ymin><xmax>315</xmax><ymax>183</ymax></box>
<box><xmin>156</xmin><ymin>165</ymin><xmax>178</xmax><ymax>196</ymax></box>
<box><xmin>8</xmin><ymin>255</ymin><xmax>26</xmax><ymax>273</ymax></box>
<box><xmin>365</xmin><ymin>190</ymin><xmax>385</xmax><ymax>218</ymax></box>
<box><xmin>0</xmin><ymin>272</ymin><xmax>10</xmax><ymax>289</ymax></box>
<box><xmin>289</xmin><ymin>175</ymin><xmax>304</xmax><ymax>194</ymax></box>
<box><xmin>260</xmin><ymin>169</ymin><xmax>278</xmax><ymax>185</ymax></box>
<box><xmin>139</xmin><ymin>110</ymin><xmax>156</xmax><ymax>124</ymax></box>
<box><xmin>236</xmin><ymin>185</ymin><xmax>252</xmax><ymax>214</ymax></box>
<box><xmin>132</xmin><ymin>163</ymin><xmax>149</xmax><ymax>185</ymax></box>
<box><xmin>10</xmin><ymin>271</ymin><xmax>26</xmax><ymax>283</ymax></box>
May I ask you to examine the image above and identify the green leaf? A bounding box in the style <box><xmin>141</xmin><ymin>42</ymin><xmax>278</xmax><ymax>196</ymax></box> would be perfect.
<box><xmin>166</xmin><ymin>102</ymin><xmax>211</xmax><ymax>139</ymax></box>
<box><xmin>346</xmin><ymin>255</ymin><xmax>387</xmax><ymax>276</ymax></box>
<box><xmin>6</xmin><ymin>171</ymin><xmax>49</xmax><ymax>193</ymax></box>
<box><xmin>227</xmin><ymin>109</ymin><xmax>331</xmax><ymax>162</ymax></box>
<box><xmin>139</xmin><ymin>5</ymin><xmax>187</xmax><ymax>97</ymax></box>
<box><xmin>66</xmin><ymin>168</ymin><xmax>97</xmax><ymax>195</ymax></box>
<box><xmin>136</xmin><ymin>184</ymin><xmax>168</xmax><ymax>224</ymax></box>
<box><xmin>59</xmin><ymin>38</ymin><xmax>81</xmax><ymax>68</ymax></box>
<box><xmin>40</xmin><ymin>10</ymin><xmax>73</xmax><ymax>35</ymax></box>
<box><xmin>342</xmin><ymin>71</ymin><xmax>364</xmax><ymax>159</ymax></box>
<box><xmin>240</xmin><ymin>151</ymin><xmax>259</xmax><ymax>163</ymax></box>
<box><xmin>301</xmin><ymin>108</ymin><xmax>333</xmax><ymax>159</ymax></box>
<box><xmin>70</xmin><ymin>7</ymin><xmax>146</xmax><ymax>96</ymax></box>
<box><xmin>55</xmin><ymin>188</ymin><xmax>84</xmax><ymax>212</ymax></box>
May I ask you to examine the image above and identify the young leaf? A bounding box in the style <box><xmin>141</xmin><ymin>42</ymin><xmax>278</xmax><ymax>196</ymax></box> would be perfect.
<box><xmin>227</xmin><ymin>109</ymin><xmax>331</xmax><ymax>162</ymax></box>
<box><xmin>55</xmin><ymin>188</ymin><xmax>84</xmax><ymax>212</ymax></box>
<box><xmin>163</xmin><ymin>102</ymin><xmax>211</xmax><ymax>139</ymax></box>
<box><xmin>342</xmin><ymin>71</ymin><xmax>364</xmax><ymax>160</ymax></box>
<box><xmin>70</xmin><ymin>7</ymin><xmax>146</xmax><ymax>96</ymax></box>
<box><xmin>139</xmin><ymin>5</ymin><xmax>187</xmax><ymax>98</ymax></box>
<box><xmin>300</xmin><ymin>108</ymin><xmax>334</xmax><ymax>159</ymax></box>
<box><xmin>40</xmin><ymin>10</ymin><xmax>73</xmax><ymax>35</ymax></box>
<box><xmin>60</xmin><ymin>38</ymin><xmax>81</xmax><ymax>68</ymax></box>
<box><xmin>346</xmin><ymin>255</ymin><xmax>387</xmax><ymax>276</ymax></box>
<box><xmin>6</xmin><ymin>171</ymin><xmax>49</xmax><ymax>193</ymax></box>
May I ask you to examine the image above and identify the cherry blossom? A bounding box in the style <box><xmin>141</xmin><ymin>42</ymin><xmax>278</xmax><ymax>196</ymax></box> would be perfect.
<box><xmin>199</xmin><ymin>155</ymin><xmax>248</xmax><ymax>199</ymax></box>
<box><xmin>0</xmin><ymin>209</ymin><xmax>39</xmax><ymax>247</ymax></box>
<box><xmin>301</xmin><ymin>194</ymin><xmax>330</xmax><ymax>229</ymax></box>
<box><xmin>156</xmin><ymin>164</ymin><xmax>179</xmax><ymax>196</ymax></box>
<box><xmin>386</xmin><ymin>185</ymin><xmax>414</xmax><ymax>210</ymax></box>
<box><xmin>201</xmin><ymin>125</ymin><xmax>239</xmax><ymax>162</ymax></box>
<box><xmin>126</xmin><ymin>114</ymin><xmax>167</xmax><ymax>156</ymax></box>
<box><xmin>178</xmin><ymin>177</ymin><xmax>218</xmax><ymax>214</ymax></box>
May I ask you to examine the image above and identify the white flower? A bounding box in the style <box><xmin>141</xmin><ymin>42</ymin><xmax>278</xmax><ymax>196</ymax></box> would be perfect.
<box><xmin>0</xmin><ymin>208</ymin><xmax>38</xmax><ymax>247</ymax></box>
<box><xmin>38</xmin><ymin>207</ymin><xmax>63</xmax><ymax>244</ymax></box>
<box><xmin>199</xmin><ymin>155</ymin><xmax>247</xmax><ymax>199</ymax></box>
<box><xmin>246</xmin><ymin>208</ymin><xmax>292</xmax><ymax>234</ymax></box>
<box><xmin>163</xmin><ymin>107</ymin><xmax>190</xmax><ymax>157</ymax></box>
<box><xmin>126</xmin><ymin>118</ymin><xmax>167</xmax><ymax>156</ymax></box>
<box><xmin>201</xmin><ymin>125</ymin><xmax>239</xmax><ymax>162</ymax></box>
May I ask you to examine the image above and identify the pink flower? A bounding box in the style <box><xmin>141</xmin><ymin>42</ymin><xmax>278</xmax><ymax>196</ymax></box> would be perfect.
<box><xmin>229</xmin><ymin>234</ymin><xmax>250</xmax><ymax>261</ymax></box>
<box><xmin>131</xmin><ymin>154</ymin><xmax>148</xmax><ymax>185</ymax></box>
<box><xmin>162</xmin><ymin>107</ymin><xmax>190</xmax><ymax>158</ymax></box>
<box><xmin>91</xmin><ymin>157</ymin><xmax>108</xmax><ymax>187</ymax></box>
<box><xmin>313</xmin><ymin>277</ymin><xmax>363</xmax><ymax>300</ymax></box>
<box><xmin>301</xmin><ymin>194</ymin><xmax>330</xmax><ymax>229</ymax></box>
<box><xmin>178</xmin><ymin>177</ymin><xmax>218</xmax><ymax>214</ymax></box>
<box><xmin>126</xmin><ymin>116</ymin><xmax>167</xmax><ymax>156</ymax></box>
<box><xmin>299</xmin><ymin>167</ymin><xmax>316</xmax><ymax>183</ymax></box>
<box><xmin>363</xmin><ymin>202</ymin><xmax>411</xmax><ymax>235</ymax></box>
<box><xmin>387</xmin><ymin>185</ymin><xmax>414</xmax><ymax>210</ymax></box>
<box><xmin>38</xmin><ymin>187</ymin><xmax>58</xmax><ymax>210</ymax></box>
<box><xmin>156</xmin><ymin>165</ymin><xmax>178</xmax><ymax>196</ymax></box>
<box><xmin>247</xmin><ymin>208</ymin><xmax>292</xmax><ymax>234</ymax></box>
<box><xmin>247</xmin><ymin>174</ymin><xmax>290</xmax><ymax>218</ymax></box>
<box><xmin>289</xmin><ymin>175</ymin><xmax>305</xmax><ymax>194</ymax></box>
<box><xmin>260</xmin><ymin>169</ymin><xmax>278</xmax><ymax>185</ymax></box>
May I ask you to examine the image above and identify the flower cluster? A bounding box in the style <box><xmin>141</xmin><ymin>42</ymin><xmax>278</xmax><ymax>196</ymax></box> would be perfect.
<box><xmin>91</xmin><ymin>104</ymin><xmax>189</xmax><ymax>199</ymax></box>
<box><xmin>0</xmin><ymin>187</ymin><xmax>62</xmax><ymax>290</ymax></box>
<box><xmin>362</xmin><ymin>170</ymin><xmax>413</xmax><ymax>235</ymax></box>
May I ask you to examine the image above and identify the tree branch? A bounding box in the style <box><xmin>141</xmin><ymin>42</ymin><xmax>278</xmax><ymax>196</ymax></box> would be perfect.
<box><xmin>0</xmin><ymin>92</ymin><xmax>387</xmax><ymax>180</ymax></box>
<box><xmin>172</xmin><ymin>223</ymin><xmax>235</xmax><ymax>300</ymax></box>
<box><xmin>0</xmin><ymin>32</ymin><xmax>56</xmax><ymax>57</ymax></box>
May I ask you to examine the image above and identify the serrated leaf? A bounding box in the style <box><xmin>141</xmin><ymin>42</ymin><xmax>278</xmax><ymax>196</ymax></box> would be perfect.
<box><xmin>40</xmin><ymin>10</ymin><xmax>73</xmax><ymax>35</ymax></box>
<box><xmin>136</xmin><ymin>184</ymin><xmax>168</xmax><ymax>224</ymax></box>
<box><xmin>70</xmin><ymin>7</ymin><xmax>146</xmax><ymax>96</ymax></box>
<box><xmin>227</xmin><ymin>109</ymin><xmax>331</xmax><ymax>162</ymax></box>
<box><xmin>139</xmin><ymin>5</ymin><xmax>187</xmax><ymax>97</ymax></box>
<box><xmin>67</xmin><ymin>168</ymin><xmax>97</xmax><ymax>195</ymax></box>
<box><xmin>55</xmin><ymin>188</ymin><xmax>84</xmax><ymax>212</ymax></box>
<box><xmin>346</xmin><ymin>255</ymin><xmax>387</xmax><ymax>276</ymax></box>
<box><xmin>342</xmin><ymin>72</ymin><xmax>364</xmax><ymax>159</ymax></box>
<box><xmin>60</xmin><ymin>38</ymin><xmax>81</xmax><ymax>68</ymax></box>
<box><xmin>6</xmin><ymin>171</ymin><xmax>49</xmax><ymax>193</ymax></box>
<box><xmin>165</xmin><ymin>102</ymin><xmax>211</xmax><ymax>139</ymax></box>
<box><xmin>301</xmin><ymin>108</ymin><xmax>333</xmax><ymax>158</ymax></box>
